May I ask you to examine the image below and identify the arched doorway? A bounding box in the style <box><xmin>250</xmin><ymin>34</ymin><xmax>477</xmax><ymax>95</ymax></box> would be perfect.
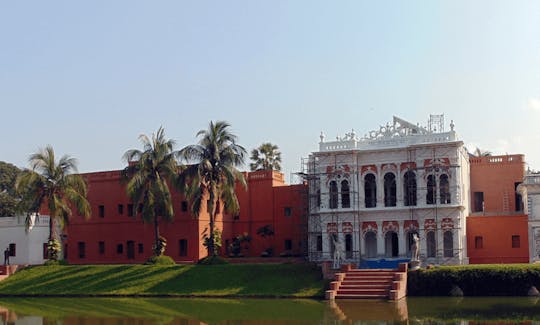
<box><xmin>385</xmin><ymin>231</ymin><xmax>399</xmax><ymax>257</ymax></box>
<box><xmin>364</xmin><ymin>232</ymin><xmax>377</xmax><ymax>258</ymax></box>
<box><xmin>345</xmin><ymin>234</ymin><xmax>352</xmax><ymax>259</ymax></box>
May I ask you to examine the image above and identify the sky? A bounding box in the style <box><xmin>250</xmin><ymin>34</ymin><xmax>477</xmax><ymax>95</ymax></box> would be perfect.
<box><xmin>1</xmin><ymin>1</ymin><xmax>539</xmax><ymax>182</ymax></box>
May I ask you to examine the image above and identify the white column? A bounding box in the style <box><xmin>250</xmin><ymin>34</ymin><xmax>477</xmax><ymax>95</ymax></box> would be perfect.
<box><xmin>377</xmin><ymin>166</ymin><xmax>383</xmax><ymax>207</ymax></box>
<box><xmin>398</xmin><ymin>221</ymin><xmax>406</xmax><ymax>257</ymax></box>
<box><xmin>396</xmin><ymin>168</ymin><xmax>403</xmax><ymax>207</ymax></box>
<box><xmin>376</xmin><ymin>221</ymin><xmax>384</xmax><ymax>257</ymax></box>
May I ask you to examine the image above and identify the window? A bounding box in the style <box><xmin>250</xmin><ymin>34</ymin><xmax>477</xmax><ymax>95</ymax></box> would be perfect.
<box><xmin>512</xmin><ymin>235</ymin><xmax>520</xmax><ymax>248</ymax></box>
<box><xmin>78</xmin><ymin>242</ymin><xmax>86</xmax><ymax>259</ymax></box>
<box><xmin>475</xmin><ymin>236</ymin><xmax>483</xmax><ymax>249</ymax></box>
<box><xmin>443</xmin><ymin>231</ymin><xmax>453</xmax><ymax>257</ymax></box>
<box><xmin>403</xmin><ymin>171</ymin><xmax>417</xmax><ymax>206</ymax></box>
<box><xmin>233</xmin><ymin>214</ymin><xmax>240</xmax><ymax>220</ymax></box>
<box><xmin>316</xmin><ymin>235</ymin><xmax>322</xmax><ymax>252</ymax></box>
<box><xmin>138</xmin><ymin>204</ymin><xmax>143</xmax><ymax>214</ymax></box>
<box><xmin>127</xmin><ymin>204</ymin><xmax>134</xmax><ymax>217</ymax></box>
<box><xmin>181</xmin><ymin>201</ymin><xmax>188</xmax><ymax>212</ymax></box>
<box><xmin>284</xmin><ymin>207</ymin><xmax>292</xmax><ymax>217</ymax></box>
<box><xmin>99</xmin><ymin>241</ymin><xmax>105</xmax><ymax>254</ymax></box>
<box><xmin>138</xmin><ymin>243</ymin><xmax>143</xmax><ymax>254</ymax></box>
<box><xmin>341</xmin><ymin>180</ymin><xmax>350</xmax><ymax>208</ymax></box>
<box><xmin>207</xmin><ymin>199</ymin><xmax>212</xmax><ymax>213</ymax></box>
<box><xmin>179</xmin><ymin>239</ymin><xmax>188</xmax><ymax>256</ymax></box>
<box><xmin>426</xmin><ymin>231</ymin><xmax>436</xmax><ymax>258</ymax></box>
<box><xmin>473</xmin><ymin>192</ymin><xmax>484</xmax><ymax>212</ymax></box>
<box><xmin>284</xmin><ymin>239</ymin><xmax>292</xmax><ymax>251</ymax></box>
<box><xmin>365</xmin><ymin>232</ymin><xmax>377</xmax><ymax>258</ymax></box>
<box><xmin>43</xmin><ymin>243</ymin><xmax>48</xmax><ymax>259</ymax></box>
<box><xmin>384</xmin><ymin>173</ymin><xmax>396</xmax><ymax>207</ymax></box>
<box><xmin>117</xmin><ymin>244</ymin><xmax>124</xmax><ymax>254</ymax></box>
<box><xmin>127</xmin><ymin>241</ymin><xmax>135</xmax><ymax>259</ymax></box>
<box><xmin>364</xmin><ymin>174</ymin><xmax>377</xmax><ymax>208</ymax></box>
<box><xmin>345</xmin><ymin>234</ymin><xmax>352</xmax><ymax>258</ymax></box>
<box><xmin>8</xmin><ymin>243</ymin><xmax>15</xmax><ymax>257</ymax></box>
<box><xmin>316</xmin><ymin>189</ymin><xmax>321</xmax><ymax>208</ymax></box>
<box><xmin>99</xmin><ymin>205</ymin><xmax>105</xmax><ymax>218</ymax></box>
<box><xmin>426</xmin><ymin>175</ymin><xmax>436</xmax><ymax>205</ymax></box>
<box><xmin>515</xmin><ymin>182</ymin><xmax>523</xmax><ymax>212</ymax></box>
<box><xmin>329</xmin><ymin>181</ymin><xmax>338</xmax><ymax>209</ymax></box>
<box><xmin>64</xmin><ymin>244</ymin><xmax>68</xmax><ymax>259</ymax></box>
<box><xmin>440</xmin><ymin>174</ymin><xmax>451</xmax><ymax>204</ymax></box>
<box><xmin>118</xmin><ymin>204</ymin><xmax>124</xmax><ymax>215</ymax></box>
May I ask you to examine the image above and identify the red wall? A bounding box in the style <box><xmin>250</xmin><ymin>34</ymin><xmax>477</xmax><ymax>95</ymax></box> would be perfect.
<box><xmin>65</xmin><ymin>169</ymin><xmax>307</xmax><ymax>264</ymax></box>
<box><xmin>466</xmin><ymin>215</ymin><xmax>529</xmax><ymax>264</ymax></box>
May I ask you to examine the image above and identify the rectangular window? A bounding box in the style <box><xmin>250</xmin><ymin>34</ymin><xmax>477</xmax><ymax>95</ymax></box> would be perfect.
<box><xmin>138</xmin><ymin>204</ymin><xmax>143</xmax><ymax>214</ymax></box>
<box><xmin>99</xmin><ymin>205</ymin><xmax>105</xmax><ymax>218</ymax></box>
<box><xmin>179</xmin><ymin>239</ymin><xmax>188</xmax><ymax>256</ymax></box>
<box><xmin>473</xmin><ymin>192</ymin><xmax>484</xmax><ymax>212</ymax></box>
<box><xmin>234</xmin><ymin>214</ymin><xmax>240</xmax><ymax>220</ymax></box>
<box><xmin>181</xmin><ymin>201</ymin><xmax>188</xmax><ymax>212</ymax></box>
<box><xmin>138</xmin><ymin>243</ymin><xmax>143</xmax><ymax>254</ymax></box>
<box><xmin>284</xmin><ymin>207</ymin><xmax>292</xmax><ymax>217</ymax></box>
<box><xmin>118</xmin><ymin>204</ymin><xmax>124</xmax><ymax>215</ymax></box>
<box><xmin>117</xmin><ymin>244</ymin><xmax>124</xmax><ymax>254</ymax></box>
<box><xmin>474</xmin><ymin>236</ymin><xmax>483</xmax><ymax>249</ymax></box>
<box><xmin>284</xmin><ymin>239</ymin><xmax>292</xmax><ymax>250</ymax></box>
<box><xmin>8</xmin><ymin>243</ymin><xmax>15</xmax><ymax>257</ymax></box>
<box><xmin>43</xmin><ymin>243</ymin><xmax>48</xmax><ymax>259</ymax></box>
<box><xmin>316</xmin><ymin>235</ymin><xmax>322</xmax><ymax>252</ymax></box>
<box><xmin>98</xmin><ymin>241</ymin><xmax>105</xmax><ymax>255</ymax></box>
<box><xmin>127</xmin><ymin>204</ymin><xmax>134</xmax><ymax>217</ymax></box>
<box><xmin>78</xmin><ymin>242</ymin><xmax>86</xmax><ymax>259</ymax></box>
<box><xmin>512</xmin><ymin>235</ymin><xmax>520</xmax><ymax>248</ymax></box>
<box><xmin>64</xmin><ymin>244</ymin><xmax>68</xmax><ymax>259</ymax></box>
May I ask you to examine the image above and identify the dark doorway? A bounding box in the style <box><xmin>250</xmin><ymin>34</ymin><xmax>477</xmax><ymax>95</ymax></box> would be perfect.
<box><xmin>127</xmin><ymin>241</ymin><xmax>135</xmax><ymax>259</ymax></box>
<box><xmin>345</xmin><ymin>234</ymin><xmax>352</xmax><ymax>258</ymax></box>
<box><xmin>385</xmin><ymin>231</ymin><xmax>399</xmax><ymax>257</ymax></box>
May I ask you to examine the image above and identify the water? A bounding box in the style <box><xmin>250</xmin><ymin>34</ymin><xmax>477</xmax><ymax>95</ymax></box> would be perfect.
<box><xmin>2</xmin><ymin>297</ymin><xmax>540</xmax><ymax>324</ymax></box>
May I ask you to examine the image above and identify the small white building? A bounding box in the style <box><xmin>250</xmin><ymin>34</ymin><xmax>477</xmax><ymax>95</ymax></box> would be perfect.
<box><xmin>0</xmin><ymin>214</ymin><xmax>49</xmax><ymax>265</ymax></box>
<box><xmin>306</xmin><ymin>115</ymin><xmax>470</xmax><ymax>267</ymax></box>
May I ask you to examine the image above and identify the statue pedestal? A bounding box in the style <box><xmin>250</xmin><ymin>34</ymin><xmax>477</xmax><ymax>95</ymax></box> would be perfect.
<box><xmin>409</xmin><ymin>260</ymin><xmax>421</xmax><ymax>270</ymax></box>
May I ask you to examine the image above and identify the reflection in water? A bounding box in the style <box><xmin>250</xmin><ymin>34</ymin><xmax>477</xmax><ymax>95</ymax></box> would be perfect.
<box><xmin>2</xmin><ymin>297</ymin><xmax>540</xmax><ymax>324</ymax></box>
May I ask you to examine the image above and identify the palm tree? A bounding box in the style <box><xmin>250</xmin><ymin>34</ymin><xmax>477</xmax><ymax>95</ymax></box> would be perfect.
<box><xmin>122</xmin><ymin>127</ymin><xmax>179</xmax><ymax>257</ymax></box>
<box><xmin>179</xmin><ymin>121</ymin><xmax>247</xmax><ymax>257</ymax></box>
<box><xmin>15</xmin><ymin>146</ymin><xmax>91</xmax><ymax>260</ymax></box>
<box><xmin>474</xmin><ymin>148</ymin><xmax>492</xmax><ymax>157</ymax></box>
<box><xmin>250</xmin><ymin>142</ymin><xmax>282</xmax><ymax>171</ymax></box>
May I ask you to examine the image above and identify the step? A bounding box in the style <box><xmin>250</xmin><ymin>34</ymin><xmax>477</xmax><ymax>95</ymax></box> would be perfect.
<box><xmin>337</xmin><ymin>289</ymin><xmax>389</xmax><ymax>295</ymax></box>
<box><xmin>343</xmin><ymin>275</ymin><xmax>394</xmax><ymax>280</ymax></box>
<box><xmin>340</xmin><ymin>280</ymin><xmax>392</xmax><ymax>285</ymax></box>
<box><xmin>339</xmin><ymin>284</ymin><xmax>391</xmax><ymax>290</ymax></box>
<box><xmin>335</xmin><ymin>293</ymin><xmax>388</xmax><ymax>299</ymax></box>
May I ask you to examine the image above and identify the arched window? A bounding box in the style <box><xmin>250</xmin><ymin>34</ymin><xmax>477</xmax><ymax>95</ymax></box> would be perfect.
<box><xmin>341</xmin><ymin>180</ymin><xmax>350</xmax><ymax>208</ymax></box>
<box><xmin>316</xmin><ymin>189</ymin><xmax>321</xmax><ymax>207</ymax></box>
<box><xmin>426</xmin><ymin>231</ymin><xmax>436</xmax><ymax>258</ymax></box>
<box><xmin>403</xmin><ymin>171</ymin><xmax>417</xmax><ymax>206</ymax></box>
<box><xmin>426</xmin><ymin>175</ymin><xmax>436</xmax><ymax>205</ymax></box>
<box><xmin>384</xmin><ymin>173</ymin><xmax>396</xmax><ymax>207</ymax></box>
<box><xmin>365</xmin><ymin>232</ymin><xmax>377</xmax><ymax>258</ymax></box>
<box><xmin>329</xmin><ymin>181</ymin><xmax>338</xmax><ymax>209</ymax></box>
<box><xmin>364</xmin><ymin>174</ymin><xmax>377</xmax><ymax>208</ymax></box>
<box><xmin>443</xmin><ymin>231</ymin><xmax>454</xmax><ymax>257</ymax></box>
<box><xmin>440</xmin><ymin>174</ymin><xmax>451</xmax><ymax>204</ymax></box>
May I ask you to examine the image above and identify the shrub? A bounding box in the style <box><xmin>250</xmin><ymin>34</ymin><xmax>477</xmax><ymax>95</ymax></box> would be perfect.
<box><xmin>408</xmin><ymin>264</ymin><xmax>540</xmax><ymax>296</ymax></box>
<box><xmin>144</xmin><ymin>255</ymin><xmax>175</xmax><ymax>265</ymax></box>
<box><xmin>44</xmin><ymin>259</ymin><xmax>69</xmax><ymax>266</ymax></box>
<box><xmin>198</xmin><ymin>255</ymin><xmax>229</xmax><ymax>265</ymax></box>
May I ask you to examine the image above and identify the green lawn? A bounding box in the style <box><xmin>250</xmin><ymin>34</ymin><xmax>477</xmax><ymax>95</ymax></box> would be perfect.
<box><xmin>0</xmin><ymin>263</ymin><xmax>326</xmax><ymax>298</ymax></box>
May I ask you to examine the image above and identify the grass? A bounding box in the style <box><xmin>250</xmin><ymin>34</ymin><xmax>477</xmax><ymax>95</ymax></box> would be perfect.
<box><xmin>0</xmin><ymin>263</ymin><xmax>327</xmax><ymax>298</ymax></box>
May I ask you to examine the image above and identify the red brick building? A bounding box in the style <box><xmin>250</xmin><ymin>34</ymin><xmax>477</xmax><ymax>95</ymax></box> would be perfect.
<box><xmin>63</xmin><ymin>169</ymin><xmax>307</xmax><ymax>264</ymax></box>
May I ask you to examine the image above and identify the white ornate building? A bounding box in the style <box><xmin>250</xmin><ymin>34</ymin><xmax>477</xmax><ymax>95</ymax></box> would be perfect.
<box><xmin>306</xmin><ymin>116</ymin><xmax>470</xmax><ymax>266</ymax></box>
<box><xmin>0</xmin><ymin>214</ymin><xmax>49</xmax><ymax>265</ymax></box>
<box><xmin>518</xmin><ymin>172</ymin><xmax>540</xmax><ymax>263</ymax></box>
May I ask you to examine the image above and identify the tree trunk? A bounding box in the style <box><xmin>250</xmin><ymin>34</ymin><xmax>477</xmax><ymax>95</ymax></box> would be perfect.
<box><xmin>154</xmin><ymin>215</ymin><xmax>160</xmax><ymax>256</ymax></box>
<box><xmin>48</xmin><ymin>216</ymin><xmax>54</xmax><ymax>259</ymax></box>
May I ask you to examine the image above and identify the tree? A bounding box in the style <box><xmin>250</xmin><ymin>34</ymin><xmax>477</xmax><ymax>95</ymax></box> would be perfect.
<box><xmin>249</xmin><ymin>142</ymin><xmax>282</xmax><ymax>171</ymax></box>
<box><xmin>15</xmin><ymin>146</ymin><xmax>91</xmax><ymax>260</ymax></box>
<box><xmin>179</xmin><ymin>121</ymin><xmax>247</xmax><ymax>257</ymax></box>
<box><xmin>122</xmin><ymin>127</ymin><xmax>179</xmax><ymax>257</ymax></box>
<box><xmin>0</xmin><ymin>161</ymin><xmax>21</xmax><ymax>218</ymax></box>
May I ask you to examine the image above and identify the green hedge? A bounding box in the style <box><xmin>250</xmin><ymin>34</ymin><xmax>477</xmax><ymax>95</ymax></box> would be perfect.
<box><xmin>408</xmin><ymin>264</ymin><xmax>540</xmax><ymax>296</ymax></box>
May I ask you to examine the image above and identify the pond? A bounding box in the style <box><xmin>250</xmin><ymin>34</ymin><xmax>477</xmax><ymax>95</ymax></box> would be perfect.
<box><xmin>1</xmin><ymin>297</ymin><xmax>540</xmax><ymax>324</ymax></box>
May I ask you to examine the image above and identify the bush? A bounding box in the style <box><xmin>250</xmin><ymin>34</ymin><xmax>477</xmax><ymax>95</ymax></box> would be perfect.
<box><xmin>408</xmin><ymin>264</ymin><xmax>540</xmax><ymax>296</ymax></box>
<box><xmin>144</xmin><ymin>255</ymin><xmax>175</xmax><ymax>265</ymax></box>
<box><xmin>44</xmin><ymin>259</ymin><xmax>69</xmax><ymax>266</ymax></box>
<box><xmin>198</xmin><ymin>255</ymin><xmax>229</xmax><ymax>265</ymax></box>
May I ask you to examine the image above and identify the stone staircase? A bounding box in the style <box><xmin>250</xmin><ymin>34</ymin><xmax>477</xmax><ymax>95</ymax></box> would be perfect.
<box><xmin>326</xmin><ymin>263</ymin><xmax>408</xmax><ymax>300</ymax></box>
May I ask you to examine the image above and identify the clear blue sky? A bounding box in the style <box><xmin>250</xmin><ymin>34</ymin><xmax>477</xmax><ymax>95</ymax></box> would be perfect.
<box><xmin>2</xmin><ymin>1</ymin><xmax>539</xmax><ymax>181</ymax></box>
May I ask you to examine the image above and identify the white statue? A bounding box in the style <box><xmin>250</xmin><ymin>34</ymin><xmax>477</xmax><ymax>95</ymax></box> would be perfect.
<box><xmin>411</xmin><ymin>233</ymin><xmax>420</xmax><ymax>261</ymax></box>
<box><xmin>332</xmin><ymin>234</ymin><xmax>344</xmax><ymax>269</ymax></box>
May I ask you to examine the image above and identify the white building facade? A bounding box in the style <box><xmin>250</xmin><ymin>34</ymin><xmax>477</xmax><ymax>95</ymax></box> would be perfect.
<box><xmin>307</xmin><ymin>116</ymin><xmax>470</xmax><ymax>267</ymax></box>
<box><xmin>0</xmin><ymin>215</ymin><xmax>49</xmax><ymax>265</ymax></box>
<box><xmin>518</xmin><ymin>172</ymin><xmax>540</xmax><ymax>263</ymax></box>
